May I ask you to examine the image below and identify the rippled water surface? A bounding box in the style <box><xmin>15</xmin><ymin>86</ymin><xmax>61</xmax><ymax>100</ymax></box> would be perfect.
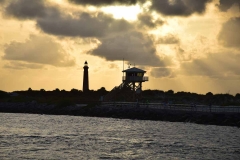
<box><xmin>0</xmin><ymin>113</ymin><xmax>240</xmax><ymax>159</ymax></box>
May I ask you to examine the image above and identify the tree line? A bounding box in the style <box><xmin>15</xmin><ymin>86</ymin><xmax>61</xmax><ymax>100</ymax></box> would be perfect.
<box><xmin>1</xmin><ymin>88</ymin><xmax>240</xmax><ymax>105</ymax></box>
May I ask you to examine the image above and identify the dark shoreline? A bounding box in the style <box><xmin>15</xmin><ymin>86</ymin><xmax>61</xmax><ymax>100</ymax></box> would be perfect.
<box><xmin>1</xmin><ymin>102</ymin><xmax>240</xmax><ymax>127</ymax></box>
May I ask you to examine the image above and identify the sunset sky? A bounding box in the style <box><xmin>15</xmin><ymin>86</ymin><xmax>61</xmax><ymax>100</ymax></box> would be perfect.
<box><xmin>0</xmin><ymin>0</ymin><xmax>240</xmax><ymax>94</ymax></box>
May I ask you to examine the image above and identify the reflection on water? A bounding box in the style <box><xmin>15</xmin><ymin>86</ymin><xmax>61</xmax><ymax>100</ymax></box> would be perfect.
<box><xmin>0</xmin><ymin>113</ymin><xmax>240</xmax><ymax>159</ymax></box>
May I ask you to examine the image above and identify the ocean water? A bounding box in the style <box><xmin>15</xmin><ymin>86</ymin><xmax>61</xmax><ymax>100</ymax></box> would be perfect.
<box><xmin>0</xmin><ymin>113</ymin><xmax>240</xmax><ymax>160</ymax></box>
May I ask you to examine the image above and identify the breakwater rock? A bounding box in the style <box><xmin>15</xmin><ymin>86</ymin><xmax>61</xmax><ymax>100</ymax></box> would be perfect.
<box><xmin>0</xmin><ymin>102</ymin><xmax>240</xmax><ymax>127</ymax></box>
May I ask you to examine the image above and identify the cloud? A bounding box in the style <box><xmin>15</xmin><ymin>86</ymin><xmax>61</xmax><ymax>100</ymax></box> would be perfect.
<box><xmin>2</xmin><ymin>35</ymin><xmax>75</xmax><ymax>67</ymax></box>
<box><xmin>108</xmin><ymin>63</ymin><xmax>119</xmax><ymax>69</ymax></box>
<box><xmin>218</xmin><ymin>0</ymin><xmax>240</xmax><ymax>12</ymax></box>
<box><xmin>37</xmin><ymin>12</ymin><xmax>133</xmax><ymax>38</ymax></box>
<box><xmin>68</xmin><ymin>0</ymin><xmax>143</xmax><ymax>6</ymax></box>
<box><xmin>4</xmin><ymin>0</ymin><xmax>133</xmax><ymax>38</ymax></box>
<box><xmin>137</xmin><ymin>13</ymin><xmax>164</xmax><ymax>28</ymax></box>
<box><xmin>3</xmin><ymin>62</ymin><xmax>44</xmax><ymax>70</ymax></box>
<box><xmin>151</xmin><ymin>0</ymin><xmax>211</xmax><ymax>16</ymax></box>
<box><xmin>175</xmin><ymin>46</ymin><xmax>193</xmax><ymax>61</ymax></box>
<box><xmin>89</xmin><ymin>31</ymin><xmax>172</xmax><ymax>67</ymax></box>
<box><xmin>4</xmin><ymin>0</ymin><xmax>59</xmax><ymax>20</ymax></box>
<box><xmin>150</xmin><ymin>67</ymin><xmax>175</xmax><ymax>78</ymax></box>
<box><xmin>179</xmin><ymin>52</ymin><xmax>240</xmax><ymax>78</ymax></box>
<box><xmin>218</xmin><ymin>17</ymin><xmax>240</xmax><ymax>49</ymax></box>
<box><xmin>157</xmin><ymin>34</ymin><xmax>180</xmax><ymax>44</ymax></box>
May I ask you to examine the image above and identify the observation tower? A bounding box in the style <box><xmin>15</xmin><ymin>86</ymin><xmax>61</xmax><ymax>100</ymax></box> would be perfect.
<box><xmin>104</xmin><ymin>66</ymin><xmax>148</xmax><ymax>102</ymax></box>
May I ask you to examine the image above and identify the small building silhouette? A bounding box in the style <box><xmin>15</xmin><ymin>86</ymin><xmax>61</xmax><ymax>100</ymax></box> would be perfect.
<box><xmin>83</xmin><ymin>61</ymin><xmax>89</xmax><ymax>92</ymax></box>
<box><xmin>104</xmin><ymin>66</ymin><xmax>148</xmax><ymax>102</ymax></box>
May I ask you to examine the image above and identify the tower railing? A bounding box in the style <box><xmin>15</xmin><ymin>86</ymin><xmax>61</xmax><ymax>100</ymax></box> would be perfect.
<box><xmin>122</xmin><ymin>76</ymin><xmax>148</xmax><ymax>82</ymax></box>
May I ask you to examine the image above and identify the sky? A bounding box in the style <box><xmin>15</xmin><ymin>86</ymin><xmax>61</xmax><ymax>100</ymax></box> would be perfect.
<box><xmin>0</xmin><ymin>0</ymin><xmax>240</xmax><ymax>95</ymax></box>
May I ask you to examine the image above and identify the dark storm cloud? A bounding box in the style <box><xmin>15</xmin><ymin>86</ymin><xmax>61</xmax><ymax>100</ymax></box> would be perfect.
<box><xmin>2</xmin><ymin>35</ymin><xmax>75</xmax><ymax>67</ymax></box>
<box><xmin>151</xmin><ymin>0</ymin><xmax>211</xmax><ymax>16</ymax></box>
<box><xmin>68</xmin><ymin>0</ymin><xmax>142</xmax><ymax>6</ymax></box>
<box><xmin>36</xmin><ymin>12</ymin><xmax>133</xmax><ymax>37</ymax></box>
<box><xmin>4</xmin><ymin>0</ymin><xmax>59</xmax><ymax>20</ymax></box>
<box><xmin>218</xmin><ymin>0</ymin><xmax>240</xmax><ymax>12</ymax></box>
<box><xmin>89</xmin><ymin>31</ymin><xmax>172</xmax><ymax>67</ymax></box>
<box><xmin>4</xmin><ymin>0</ymin><xmax>133</xmax><ymax>38</ymax></box>
<box><xmin>218</xmin><ymin>17</ymin><xmax>240</xmax><ymax>49</ymax></box>
<box><xmin>137</xmin><ymin>13</ymin><xmax>164</xmax><ymax>28</ymax></box>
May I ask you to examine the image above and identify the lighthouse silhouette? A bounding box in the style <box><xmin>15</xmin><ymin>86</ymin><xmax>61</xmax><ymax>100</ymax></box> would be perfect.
<box><xmin>83</xmin><ymin>61</ymin><xmax>89</xmax><ymax>92</ymax></box>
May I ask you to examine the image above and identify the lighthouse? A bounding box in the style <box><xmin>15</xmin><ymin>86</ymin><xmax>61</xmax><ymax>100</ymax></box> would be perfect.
<box><xmin>83</xmin><ymin>61</ymin><xmax>89</xmax><ymax>92</ymax></box>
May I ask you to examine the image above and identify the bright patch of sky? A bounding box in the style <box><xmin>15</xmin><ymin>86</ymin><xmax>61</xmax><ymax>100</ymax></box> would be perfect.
<box><xmin>101</xmin><ymin>5</ymin><xmax>142</xmax><ymax>21</ymax></box>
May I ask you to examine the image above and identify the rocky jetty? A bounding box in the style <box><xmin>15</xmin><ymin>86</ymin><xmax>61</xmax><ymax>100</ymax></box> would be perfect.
<box><xmin>0</xmin><ymin>102</ymin><xmax>240</xmax><ymax>127</ymax></box>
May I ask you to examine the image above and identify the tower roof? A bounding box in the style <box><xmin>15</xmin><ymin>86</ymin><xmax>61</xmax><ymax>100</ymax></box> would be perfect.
<box><xmin>122</xmin><ymin>67</ymin><xmax>146</xmax><ymax>73</ymax></box>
